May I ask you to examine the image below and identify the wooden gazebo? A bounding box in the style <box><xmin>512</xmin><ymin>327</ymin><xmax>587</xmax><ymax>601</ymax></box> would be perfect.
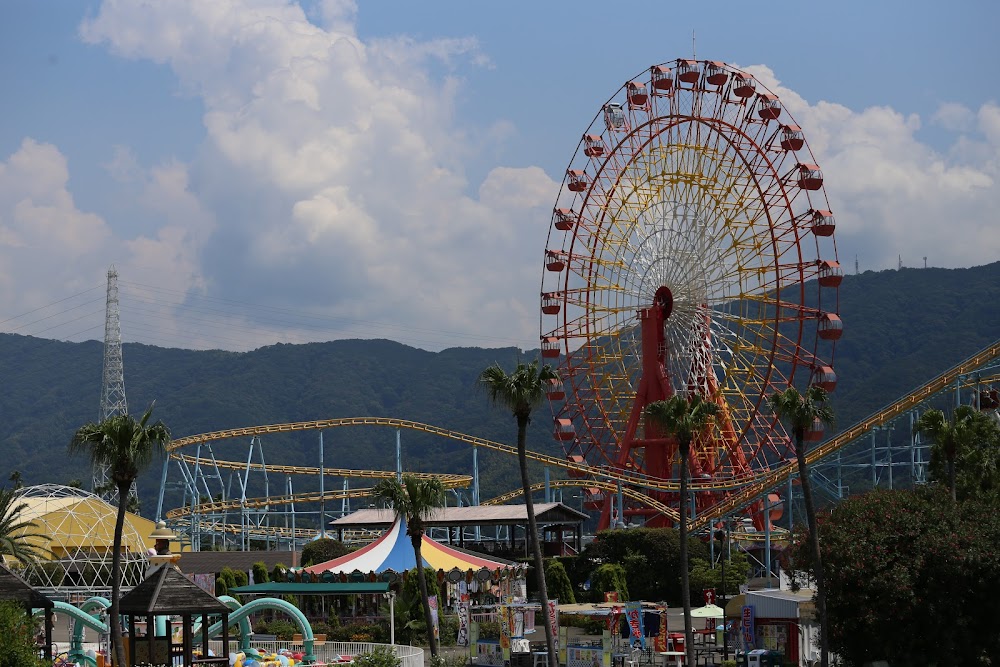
<box><xmin>0</xmin><ymin>562</ymin><xmax>55</xmax><ymax>659</ymax></box>
<box><xmin>118</xmin><ymin>564</ymin><xmax>231</xmax><ymax>667</ymax></box>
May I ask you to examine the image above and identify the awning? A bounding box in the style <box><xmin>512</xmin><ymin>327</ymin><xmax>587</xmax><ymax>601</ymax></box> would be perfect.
<box><xmin>231</xmin><ymin>582</ymin><xmax>389</xmax><ymax>595</ymax></box>
<box><xmin>305</xmin><ymin>517</ymin><xmax>517</xmax><ymax>575</ymax></box>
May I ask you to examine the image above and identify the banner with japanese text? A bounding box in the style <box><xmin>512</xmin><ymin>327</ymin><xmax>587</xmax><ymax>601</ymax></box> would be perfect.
<box><xmin>547</xmin><ymin>599</ymin><xmax>560</xmax><ymax>650</ymax></box>
<box><xmin>429</xmin><ymin>595</ymin><xmax>440</xmax><ymax>641</ymax></box>
<box><xmin>624</xmin><ymin>602</ymin><xmax>644</xmax><ymax>648</ymax></box>
<box><xmin>456</xmin><ymin>602</ymin><xmax>470</xmax><ymax>647</ymax></box>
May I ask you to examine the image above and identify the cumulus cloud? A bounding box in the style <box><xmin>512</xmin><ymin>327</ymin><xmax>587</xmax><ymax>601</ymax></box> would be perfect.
<box><xmin>79</xmin><ymin>0</ymin><xmax>553</xmax><ymax>350</ymax></box>
<box><xmin>744</xmin><ymin>65</ymin><xmax>1000</xmax><ymax>272</ymax></box>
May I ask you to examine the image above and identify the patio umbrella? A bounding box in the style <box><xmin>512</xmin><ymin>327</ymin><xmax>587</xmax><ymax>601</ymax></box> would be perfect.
<box><xmin>690</xmin><ymin>603</ymin><xmax>724</xmax><ymax>618</ymax></box>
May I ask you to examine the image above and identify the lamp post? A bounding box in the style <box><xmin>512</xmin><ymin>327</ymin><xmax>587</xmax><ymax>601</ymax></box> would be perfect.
<box><xmin>715</xmin><ymin>522</ymin><xmax>730</xmax><ymax>661</ymax></box>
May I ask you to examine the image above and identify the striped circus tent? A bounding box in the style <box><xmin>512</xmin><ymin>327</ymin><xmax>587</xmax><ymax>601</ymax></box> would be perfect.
<box><xmin>303</xmin><ymin>517</ymin><xmax>518</xmax><ymax>577</ymax></box>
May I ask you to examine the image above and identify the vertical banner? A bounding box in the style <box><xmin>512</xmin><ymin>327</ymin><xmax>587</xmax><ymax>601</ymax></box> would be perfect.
<box><xmin>558</xmin><ymin>625</ymin><xmax>568</xmax><ymax>666</ymax></box>
<box><xmin>655</xmin><ymin>606</ymin><xmax>668</xmax><ymax>652</ymax></box>
<box><xmin>547</xmin><ymin>599</ymin><xmax>560</xmax><ymax>651</ymax></box>
<box><xmin>469</xmin><ymin>618</ymin><xmax>480</xmax><ymax>661</ymax></box>
<box><xmin>624</xmin><ymin>602</ymin><xmax>644</xmax><ymax>648</ymax></box>
<box><xmin>499</xmin><ymin>604</ymin><xmax>512</xmax><ymax>662</ymax></box>
<box><xmin>601</xmin><ymin>629</ymin><xmax>612</xmax><ymax>667</ymax></box>
<box><xmin>456</xmin><ymin>602</ymin><xmax>470</xmax><ymax>647</ymax></box>
<box><xmin>703</xmin><ymin>588</ymin><xmax>716</xmax><ymax>606</ymax></box>
<box><xmin>741</xmin><ymin>605</ymin><xmax>755</xmax><ymax>650</ymax></box>
<box><xmin>429</xmin><ymin>595</ymin><xmax>440</xmax><ymax>642</ymax></box>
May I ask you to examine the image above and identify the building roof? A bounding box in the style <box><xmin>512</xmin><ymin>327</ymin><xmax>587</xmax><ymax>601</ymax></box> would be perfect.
<box><xmin>119</xmin><ymin>565</ymin><xmax>230</xmax><ymax>615</ymax></box>
<box><xmin>0</xmin><ymin>563</ymin><xmax>53</xmax><ymax>609</ymax></box>
<box><xmin>330</xmin><ymin>503</ymin><xmax>588</xmax><ymax>528</ymax></box>
<box><xmin>177</xmin><ymin>550</ymin><xmax>300</xmax><ymax>575</ymax></box>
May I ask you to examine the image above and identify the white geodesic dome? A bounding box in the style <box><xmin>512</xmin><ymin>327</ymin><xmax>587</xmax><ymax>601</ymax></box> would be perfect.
<box><xmin>12</xmin><ymin>484</ymin><xmax>149</xmax><ymax>595</ymax></box>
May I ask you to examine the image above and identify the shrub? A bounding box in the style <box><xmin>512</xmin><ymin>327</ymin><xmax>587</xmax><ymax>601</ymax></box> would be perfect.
<box><xmin>330</xmin><ymin>622</ymin><xmax>389</xmax><ymax>644</ymax></box>
<box><xmin>0</xmin><ymin>600</ymin><xmax>43</xmax><ymax>667</ymax></box>
<box><xmin>430</xmin><ymin>654</ymin><xmax>468</xmax><ymax>667</ymax></box>
<box><xmin>263</xmin><ymin>619</ymin><xmax>298</xmax><ymax>640</ymax></box>
<box><xmin>477</xmin><ymin>621</ymin><xmax>500</xmax><ymax>640</ymax></box>
<box><xmin>353</xmin><ymin>645</ymin><xmax>400</xmax><ymax>667</ymax></box>
<box><xmin>251</xmin><ymin>561</ymin><xmax>270</xmax><ymax>584</ymax></box>
<box><xmin>438</xmin><ymin>614</ymin><xmax>459</xmax><ymax>647</ymax></box>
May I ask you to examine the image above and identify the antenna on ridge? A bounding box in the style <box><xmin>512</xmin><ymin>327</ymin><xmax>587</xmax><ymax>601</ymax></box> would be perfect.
<box><xmin>855</xmin><ymin>255</ymin><xmax>859</xmax><ymax>275</ymax></box>
<box><xmin>96</xmin><ymin>265</ymin><xmax>137</xmax><ymax>508</ymax></box>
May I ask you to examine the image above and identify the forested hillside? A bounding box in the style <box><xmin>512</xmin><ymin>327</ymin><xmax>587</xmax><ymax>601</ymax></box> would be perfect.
<box><xmin>1</xmin><ymin>262</ymin><xmax>998</xmax><ymax>518</ymax></box>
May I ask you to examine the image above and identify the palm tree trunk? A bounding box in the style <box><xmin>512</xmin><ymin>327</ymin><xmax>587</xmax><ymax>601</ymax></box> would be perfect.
<box><xmin>948</xmin><ymin>454</ymin><xmax>957</xmax><ymax>503</ymax></box>
<box><xmin>679</xmin><ymin>445</ymin><xmax>694</xmax><ymax>667</ymax></box>
<box><xmin>796</xmin><ymin>438</ymin><xmax>828</xmax><ymax>667</ymax></box>
<box><xmin>518</xmin><ymin>416</ymin><xmax>557</xmax><ymax>667</ymax></box>
<box><xmin>111</xmin><ymin>482</ymin><xmax>128</xmax><ymax>667</ymax></box>
<box><xmin>412</xmin><ymin>534</ymin><xmax>439</xmax><ymax>657</ymax></box>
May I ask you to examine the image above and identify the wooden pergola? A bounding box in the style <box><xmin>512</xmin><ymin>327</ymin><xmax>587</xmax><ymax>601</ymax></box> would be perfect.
<box><xmin>0</xmin><ymin>563</ymin><xmax>55</xmax><ymax>659</ymax></box>
<box><xmin>119</xmin><ymin>565</ymin><xmax>231</xmax><ymax>667</ymax></box>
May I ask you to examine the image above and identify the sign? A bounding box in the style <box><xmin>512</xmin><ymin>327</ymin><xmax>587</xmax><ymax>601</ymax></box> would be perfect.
<box><xmin>456</xmin><ymin>602</ymin><xmax>470</xmax><ymax>647</ymax></box>
<box><xmin>547</xmin><ymin>599</ymin><xmax>560</xmax><ymax>650</ymax></box>
<box><xmin>741</xmin><ymin>605</ymin><xmax>755</xmax><ymax>649</ymax></box>
<box><xmin>499</xmin><ymin>604</ymin><xmax>511</xmax><ymax>651</ymax></box>
<box><xmin>429</xmin><ymin>595</ymin><xmax>440</xmax><ymax>641</ymax></box>
<box><xmin>604</xmin><ymin>591</ymin><xmax>619</xmax><ymax>602</ymax></box>
<box><xmin>703</xmin><ymin>588</ymin><xmax>716</xmax><ymax>606</ymax></box>
<box><xmin>655</xmin><ymin>607</ymin><xmax>668</xmax><ymax>652</ymax></box>
<box><xmin>625</xmin><ymin>602</ymin><xmax>644</xmax><ymax>648</ymax></box>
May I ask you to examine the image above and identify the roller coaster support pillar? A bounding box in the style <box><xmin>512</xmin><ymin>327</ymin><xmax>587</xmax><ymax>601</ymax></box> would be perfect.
<box><xmin>473</xmin><ymin>446</ymin><xmax>481</xmax><ymax>541</ymax></box>
<box><xmin>787</xmin><ymin>476</ymin><xmax>794</xmax><ymax>531</ymax></box>
<box><xmin>156</xmin><ymin>456</ymin><xmax>168</xmax><ymax>522</ymax></box>
<box><xmin>320</xmin><ymin>430</ymin><xmax>326</xmax><ymax>538</ymax></box>
<box><xmin>764</xmin><ymin>498</ymin><xmax>772</xmax><ymax>588</ymax></box>
<box><xmin>396</xmin><ymin>429</ymin><xmax>402</xmax><ymax>482</ymax></box>
<box><xmin>544</xmin><ymin>467</ymin><xmax>551</xmax><ymax>503</ymax></box>
<box><xmin>616</xmin><ymin>481</ymin><xmax>624</xmax><ymax>527</ymax></box>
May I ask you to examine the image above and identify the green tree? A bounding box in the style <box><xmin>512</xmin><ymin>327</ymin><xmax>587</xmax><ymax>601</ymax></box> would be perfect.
<box><xmin>372</xmin><ymin>475</ymin><xmax>445</xmax><ymax>657</ymax></box>
<box><xmin>69</xmin><ymin>403</ymin><xmax>170</xmax><ymax>667</ymax></box>
<box><xmin>7</xmin><ymin>471</ymin><xmax>22</xmax><ymax>490</ymax></box>
<box><xmin>479</xmin><ymin>359</ymin><xmax>559</xmax><ymax>667</ymax></box>
<box><xmin>768</xmin><ymin>385</ymin><xmax>834</xmax><ymax>667</ymax></box>
<box><xmin>251</xmin><ymin>561</ymin><xmax>270</xmax><ymax>585</ymax></box>
<box><xmin>787</xmin><ymin>487</ymin><xmax>1000</xmax><ymax>664</ymax></box>
<box><xmin>0</xmin><ymin>488</ymin><xmax>49</xmax><ymax>565</ymax></box>
<box><xmin>589</xmin><ymin>563</ymin><xmax>629</xmax><ymax>602</ymax></box>
<box><xmin>580</xmin><ymin>527</ymin><xmax>707</xmax><ymax>604</ymax></box>
<box><xmin>0</xmin><ymin>599</ymin><xmax>42</xmax><ymax>667</ymax></box>
<box><xmin>914</xmin><ymin>404</ymin><xmax>1000</xmax><ymax>502</ymax></box>
<box><xmin>645</xmin><ymin>394</ymin><xmax>718</xmax><ymax>667</ymax></box>
<box><xmin>544</xmin><ymin>559</ymin><xmax>576</xmax><ymax>605</ymax></box>
<box><xmin>301</xmin><ymin>537</ymin><xmax>355</xmax><ymax>567</ymax></box>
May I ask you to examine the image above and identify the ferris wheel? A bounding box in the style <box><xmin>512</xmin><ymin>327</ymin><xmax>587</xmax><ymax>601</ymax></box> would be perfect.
<box><xmin>539</xmin><ymin>59</ymin><xmax>842</xmax><ymax>530</ymax></box>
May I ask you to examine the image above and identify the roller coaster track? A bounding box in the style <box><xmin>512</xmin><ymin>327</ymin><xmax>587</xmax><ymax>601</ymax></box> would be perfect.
<box><xmin>173</xmin><ymin>453</ymin><xmax>472</xmax><ymax>485</ymax></box>
<box><xmin>482</xmin><ymin>478</ymin><xmax>679</xmax><ymax>521</ymax></box>
<box><xmin>689</xmin><ymin>337</ymin><xmax>1000</xmax><ymax>532</ymax></box>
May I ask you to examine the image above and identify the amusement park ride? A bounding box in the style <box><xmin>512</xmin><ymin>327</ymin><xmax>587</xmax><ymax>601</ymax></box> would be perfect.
<box><xmin>153</xmin><ymin>60</ymin><xmax>1000</xmax><ymax>552</ymax></box>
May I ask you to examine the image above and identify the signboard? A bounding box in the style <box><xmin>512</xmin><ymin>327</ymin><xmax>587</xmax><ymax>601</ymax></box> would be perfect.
<box><xmin>429</xmin><ymin>595</ymin><xmax>440</xmax><ymax>641</ymax></box>
<box><xmin>548</xmin><ymin>599</ymin><xmax>560</xmax><ymax>650</ymax></box>
<box><xmin>456</xmin><ymin>602</ymin><xmax>470</xmax><ymax>647</ymax></box>
<box><xmin>625</xmin><ymin>602</ymin><xmax>644</xmax><ymax>648</ymax></box>
<box><xmin>703</xmin><ymin>588</ymin><xmax>716</xmax><ymax>606</ymax></box>
<box><xmin>741</xmin><ymin>605</ymin><xmax>755</xmax><ymax>649</ymax></box>
<box><xmin>604</xmin><ymin>591</ymin><xmax>619</xmax><ymax>602</ymax></box>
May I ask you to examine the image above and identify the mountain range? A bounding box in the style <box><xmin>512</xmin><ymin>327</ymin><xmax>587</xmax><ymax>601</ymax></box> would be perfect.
<box><xmin>2</xmin><ymin>261</ymin><xmax>999</xmax><ymax>522</ymax></box>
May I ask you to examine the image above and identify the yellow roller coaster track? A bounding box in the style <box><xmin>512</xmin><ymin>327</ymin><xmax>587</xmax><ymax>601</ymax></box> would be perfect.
<box><xmin>689</xmin><ymin>337</ymin><xmax>1000</xmax><ymax>532</ymax></box>
<box><xmin>481</xmin><ymin>478</ymin><xmax>679</xmax><ymax>521</ymax></box>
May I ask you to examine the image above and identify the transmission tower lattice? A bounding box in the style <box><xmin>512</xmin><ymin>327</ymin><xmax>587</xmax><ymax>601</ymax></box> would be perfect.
<box><xmin>95</xmin><ymin>266</ymin><xmax>133</xmax><ymax>505</ymax></box>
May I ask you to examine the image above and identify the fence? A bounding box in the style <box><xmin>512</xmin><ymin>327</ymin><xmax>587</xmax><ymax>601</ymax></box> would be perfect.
<box><xmin>206</xmin><ymin>640</ymin><xmax>423</xmax><ymax>667</ymax></box>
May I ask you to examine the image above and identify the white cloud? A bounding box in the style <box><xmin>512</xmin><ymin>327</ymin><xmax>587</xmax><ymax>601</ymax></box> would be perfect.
<box><xmin>744</xmin><ymin>65</ymin><xmax>1000</xmax><ymax>272</ymax></box>
<box><xmin>79</xmin><ymin>0</ymin><xmax>549</xmax><ymax>350</ymax></box>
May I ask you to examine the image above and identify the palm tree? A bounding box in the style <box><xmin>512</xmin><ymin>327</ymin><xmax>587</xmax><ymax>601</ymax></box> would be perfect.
<box><xmin>69</xmin><ymin>404</ymin><xmax>170</xmax><ymax>667</ymax></box>
<box><xmin>914</xmin><ymin>405</ymin><xmax>978</xmax><ymax>503</ymax></box>
<box><xmin>645</xmin><ymin>394</ymin><xmax>718</xmax><ymax>667</ymax></box>
<box><xmin>371</xmin><ymin>474</ymin><xmax>445</xmax><ymax>657</ymax></box>
<box><xmin>0</xmin><ymin>487</ymin><xmax>50</xmax><ymax>565</ymax></box>
<box><xmin>768</xmin><ymin>385</ymin><xmax>834</xmax><ymax>667</ymax></box>
<box><xmin>479</xmin><ymin>359</ymin><xmax>559</xmax><ymax>667</ymax></box>
<box><xmin>8</xmin><ymin>471</ymin><xmax>23</xmax><ymax>490</ymax></box>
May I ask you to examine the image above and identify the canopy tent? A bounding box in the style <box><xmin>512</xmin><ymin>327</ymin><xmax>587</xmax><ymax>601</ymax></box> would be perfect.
<box><xmin>691</xmin><ymin>603</ymin><xmax>725</xmax><ymax>618</ymax></box>
<box><xmin>304</xmin><ymin>517</ymin><xmax>519</xmax><ymax>576</ymax></box>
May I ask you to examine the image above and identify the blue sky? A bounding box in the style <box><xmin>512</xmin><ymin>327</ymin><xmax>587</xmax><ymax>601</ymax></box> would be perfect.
<box><xmin>1</xmin><ymin>0</ymin><xmax>998</xmax><ymax>352</ymax></box>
